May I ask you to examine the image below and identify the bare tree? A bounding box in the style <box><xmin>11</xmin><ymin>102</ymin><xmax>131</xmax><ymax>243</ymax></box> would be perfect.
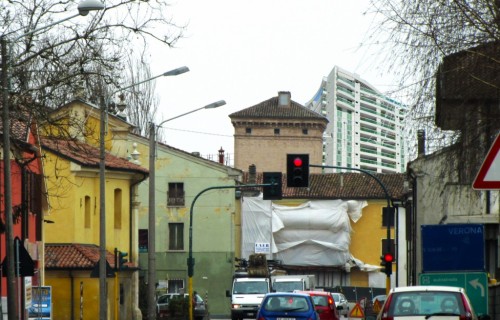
<box><xmin>121</xmin><ymin>55</ymin><xmax>160</xmax><ymax>138</ymax></box>
<box><xmin>1</xmin><ymin>0</ymin><xmax>185</xmax><ymax>136</ymax></box>
<box><xmin>366</xmin><ymin>0</ymin><xmax>500</xmax><ymax>167</ymax></box>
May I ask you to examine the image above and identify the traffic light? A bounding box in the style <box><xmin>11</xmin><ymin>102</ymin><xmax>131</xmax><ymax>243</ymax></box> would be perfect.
<box><xmin>263</xmin><ymin>172</ymin><xmax>282</xmax><ymax>200</ymax></box>
<box><xmin>118</xmin><ymin>251</ymin><xmax>128</xmax><ymax>270</ymax></box>
<box><xmin>381</xmin><ymin>252</ymin><xmax>394</xmax><ymax>276</ymax></box>
<box><xmin>286</xmin><ymin>154</ymin><xmax>309</xmax><ymax>187</ymax></box>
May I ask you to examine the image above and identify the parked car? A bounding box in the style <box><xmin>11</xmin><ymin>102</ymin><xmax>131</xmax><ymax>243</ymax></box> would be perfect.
<box><xmin>257</xmin><ymin>292</ymin><xmax>320</xmax><ymax>320</ymax></box>
<box><xmin>331</xmin><ymin>292</ymin><xmax>349</xmax><ymax>317</ymax></box>
<box><xmin>376</xmin><ymin>285</ymin><xmax>488</xmax><ymax>320</ymax></box>
<box><xmin>156</xmin><ymin>293</ymin><xmax>187</xmax><ymax>319</ymax></box>
<box><xmin>156</xmin><ymin>292</ymin><xmax>207</xmax><ymax>320</ymax></box>
<box><xmin>296</xmin><ymin>290</ymin><xmax>341</xmax><ymax>320</ymax></box>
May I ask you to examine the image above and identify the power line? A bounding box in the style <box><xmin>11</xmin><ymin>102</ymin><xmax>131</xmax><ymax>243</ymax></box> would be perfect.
<box><xmin>162</xmin><ymin>126</ymin><xmax>233</xmax><ymax>137</ymax></box>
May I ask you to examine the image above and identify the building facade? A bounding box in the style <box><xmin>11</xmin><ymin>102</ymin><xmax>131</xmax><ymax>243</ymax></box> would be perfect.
<box><xmin>129</xmin><ymin>133</ymin><xmax>242</xmax><ymax>317</ymax></box>
<box><xmin>230</xmin><ymin>91</ymin><xmax>328</xmax><ymax>173</ymax></box>
<box><xmin>40</xmin><ymin>100</ymin><xmax>148</xmax><ymax>319</ymax></box>
<box><xmin>306</xmin><ymin>66</ymin><xmax>407</xmax><ymax>173</ymax></box>
<box><xmin>231</xmin><ymin>91</ymin><xmax>408</xmax><ymax>300</ymax></box>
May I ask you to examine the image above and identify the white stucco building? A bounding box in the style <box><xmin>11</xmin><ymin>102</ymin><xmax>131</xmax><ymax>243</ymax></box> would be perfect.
<box><xmin>306</xmin><ymin>65</ymin><xmax>408</xmax><ymax>173</ymax></box>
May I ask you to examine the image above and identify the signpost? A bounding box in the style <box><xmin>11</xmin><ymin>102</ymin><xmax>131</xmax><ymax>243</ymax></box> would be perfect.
<box><xmin>419</xmin><ymin>272</ymin><xmax>488</xmax><ymax>316</ymax></box>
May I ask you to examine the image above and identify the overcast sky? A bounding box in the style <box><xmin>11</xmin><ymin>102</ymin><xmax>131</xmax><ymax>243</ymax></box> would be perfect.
<box><xmin>148</xmin><ymin>0</ymin><xmax>396</xmax><ymax>161</ymax></box>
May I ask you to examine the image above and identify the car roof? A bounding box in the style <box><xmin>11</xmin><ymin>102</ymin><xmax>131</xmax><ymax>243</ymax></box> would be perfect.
<box><xmin>265</xmin><ymin>292</ymin><xmax>312</xmax><ymax>298</ymax></box>
<box><xmin>295</xmin><ymin>290</ymin><xmax>331</xmax><ymax>296</ymax></box>
<box><xmin>390</xmin><ymin>286</ymin><xmax>465</xmax><ymax>293</ymax></box>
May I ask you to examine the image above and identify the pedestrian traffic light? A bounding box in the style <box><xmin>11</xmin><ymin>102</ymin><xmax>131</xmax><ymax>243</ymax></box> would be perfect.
<box><xmin>381</xmin><ymin>252</ymin><xmax>394</xmax><ymax>276</ymax></box>
<box><xmin>118</xmin><ymin>251</ymin><xmax>128</xmax><ymax>270</ymax></box>
<box><xmin>286</xmin><ymin>154</ymin><xmax>309</xmax><ymax>187</ymax></box>
<box><xmin>263</xmin><ymin>172</ymin><xmax>282</xmax><ymax>200</ymax></box>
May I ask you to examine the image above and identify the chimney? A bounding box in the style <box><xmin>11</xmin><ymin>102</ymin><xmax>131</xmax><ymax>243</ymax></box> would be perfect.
<box><xmin>278</xmin><ymin>91</ymin><xmax>291</xmax><ymax>107</ymax></box>
<box><xmin>417</xmin><ymin>129</ymin><xmax>426</xmax><ymax>157</ymax></box>
<box><xmin>249</xmin><ymin>164</ymin><xmax>256</xmax><ymax>184</ymax></box>
<box><xmin>218</xmin><ymin>147</ymin><xmax>225</xmax><ymax>164</ymax></box>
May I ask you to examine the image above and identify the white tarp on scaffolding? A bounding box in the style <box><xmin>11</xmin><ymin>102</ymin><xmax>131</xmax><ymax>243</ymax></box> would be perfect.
<box><xmin>241</xmin><ymin>195</ymin><xmax>368</xmax><ymax>267</ymax></box>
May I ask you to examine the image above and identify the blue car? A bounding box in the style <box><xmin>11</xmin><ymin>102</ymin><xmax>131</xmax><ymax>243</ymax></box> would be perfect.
<box><xmin>257</xmin><ymin>292</ymin><xmax>320</xmax><ymax>320</ymax></box>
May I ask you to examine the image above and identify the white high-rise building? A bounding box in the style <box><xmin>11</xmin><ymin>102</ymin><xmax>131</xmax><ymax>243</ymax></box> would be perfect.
<box><xmin>306</xmin><ymin>66</ymin><xmax>407</xmax><ymax>173</ymax></box>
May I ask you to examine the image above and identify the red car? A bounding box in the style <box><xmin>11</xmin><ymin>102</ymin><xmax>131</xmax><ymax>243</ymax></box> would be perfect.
<box><xmin>296</xmin><ymin>291</ymin><xmax>341</xmax><ymax>320</ymax></box>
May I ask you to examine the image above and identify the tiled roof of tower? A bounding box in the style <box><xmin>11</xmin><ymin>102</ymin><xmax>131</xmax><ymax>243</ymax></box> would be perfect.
<box><xmin>229</xmin><ymin>95</ymin><xmax>328</xmax><ymax>122</ymax></box>
<box><xmin>45</xmin><ymin>243</ymin><xmax>135</xmax><ymax>269</ymax></box>
<box><xmin>41</xmin><ymin>137</ymin><xmax>148</xmax><ymax>174</ymax></box>
<box><xmin>242</xmin><ymin>172</ymin><xmax>406</xmax><ymax>200</ymax></box>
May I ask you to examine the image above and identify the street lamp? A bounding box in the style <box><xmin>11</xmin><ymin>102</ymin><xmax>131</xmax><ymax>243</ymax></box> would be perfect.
<box><xmin>146</xmin><ymin>100</ymin><xmax>226</xmax><ymax>320</ymax></box>
<box><xmin>1</xmin><ymin>1</ymin><xmax>104</xmax><ymax>319</ymax></box>
<box><xmin>98</xmin><ymin>66</ymin><xmax>189</xmax><ymax>320</ymax></box>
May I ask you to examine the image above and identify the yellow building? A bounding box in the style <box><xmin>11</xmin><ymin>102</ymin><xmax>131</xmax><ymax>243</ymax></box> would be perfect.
<box><xmin>40</xmin><ymin>99</ymin><xmax>147</xmax><ymax>319</ymax></box>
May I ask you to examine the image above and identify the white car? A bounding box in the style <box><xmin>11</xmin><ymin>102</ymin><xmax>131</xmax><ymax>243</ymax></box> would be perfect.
<box><xmin>376</xmin><ymin>285</ymin><xmax>488</xmax><ymax>320</ymax></box>
<box><xmin>331</xmin><ymin>292</ymin><xmax>349</xmax><ymax>316</ymax></box>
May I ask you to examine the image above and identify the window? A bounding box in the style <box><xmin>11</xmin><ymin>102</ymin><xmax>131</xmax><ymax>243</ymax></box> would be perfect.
<box><xmin>114</xmin><ymin>189</ymin><xmax>122</xmax><ymax>229</ymax></box>
<box><xmin>139</xmin><ymin>229</ymin><xmax>148</xmax><ymax>252</ymax></box>
<box><xmin>169</xmin><ymin>223</ymin><xmax>184</xmax><ymax>250</ymax></box>
<box><xmin>245</xmin><ymin>127</ymin><xmax>252</xmax><ymax>134</ymax></box>
<box><xmin>274</xmin><ymin>128</ymin><xmax>280</xmax><ymax>135</ymax></box>
<box><xmin>167</xmin><ymin>183</ymin><xmax>185</xmax><ymax>206</ymax></box>
<box><xmin>168</xmin><ymin>280</ymin><xmax>184</xmax><ymax>293</ymax></box>
<box><xmin>302</xmin><ymin>129</ymin><xmax>308</xmax><ymax>135</ymax></box>
<box><xmin>84</xmin><ymin>196</ymin><xmax>91</xmax><ymax>228</ymax></box>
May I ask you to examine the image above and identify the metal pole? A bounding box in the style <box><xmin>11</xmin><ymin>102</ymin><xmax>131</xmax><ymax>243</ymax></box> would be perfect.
<box><xmin>309</xmin><ymin>164</ymin><xmax>393</xmax><ymax>294</ymax></box>
<box><xmin>1</xmin><ymin>36</ymin><xmax>18</xmax><ymax>320</ymax></box>
<box><xmin>99</xmin><ymin>97</ymin><xmax>107</xmax><ymax>320</ymax></box>
<box><xmin>148</xmin><ymin>100</ymin><xmax>224</xmax><ymax>319</ymax></box>
<box><xmin>187</xmin><ymin>183</ymin><xmax>273</xmax><ymax>320</ymax></box>
<box><xmin>99</xmin><ymin>67</ymin><xmax>189</xmax><ymax>319</ymax></box>
<box><xmin>147</xmin><ymin>122</ymin><xmax>156</xmax><ymax>320</ymax></box>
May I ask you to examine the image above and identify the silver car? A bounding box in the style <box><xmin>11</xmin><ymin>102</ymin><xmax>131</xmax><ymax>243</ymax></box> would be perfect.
<box><xmin>375</xmin><ymin>285</ymin><xmax>488</xmax><ymax>320</ymax></box>
<box><xmin>331</xmin><ymin>292</ymin><xmax>349</xmax><ymax>316</ymax></box>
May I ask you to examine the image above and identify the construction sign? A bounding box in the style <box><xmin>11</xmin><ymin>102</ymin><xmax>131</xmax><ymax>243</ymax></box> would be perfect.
<box><xmin>349</xmin><ymin>302</ymin><xmax>365</xmax><ymax>318</ymax></box>
<box><xmin>372</xmin><ymin>299</ymin><xmax>382</xmax><ymax>313</ymax></box>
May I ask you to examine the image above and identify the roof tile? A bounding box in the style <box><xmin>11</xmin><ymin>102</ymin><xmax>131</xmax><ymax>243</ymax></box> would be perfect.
<box><xmin>41</xmin><ymin>137</ymin><xmax>148</xmax><ymax>174</ymax></box>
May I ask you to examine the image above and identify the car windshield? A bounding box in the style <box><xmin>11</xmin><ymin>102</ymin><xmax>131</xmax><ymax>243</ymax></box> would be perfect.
<box><xmin>332</xmin><ymin>294</ymin><xmax>340</xmax><ymax>302</ymax></box>
<box><xmin>311</xmin><ymin>295</ymin><xmax>329</xmax><ymax>307</ymax></box>
<box><xmin>388</xmin><ymin>291</ymin><xmax>464</xmax><ymax>316</ymax></box>
<box><xmin>234</xmin><ymin>281</ymin><xmax>269</xmax><ymax>294</ymax></box>
<box><xmin>264</xmin><ymin>296</ymin><xmax>310</xmax><ymax>312</ymax></box>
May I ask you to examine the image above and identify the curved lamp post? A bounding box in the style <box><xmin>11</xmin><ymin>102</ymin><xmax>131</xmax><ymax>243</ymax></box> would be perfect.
<box><xmin>310</xmin><ymin>164</ymin><xmax>394</xmax><ymax>294</ymax></box>
<box><xmin>99</xmin><ymin>66</ymin><xmax>189</xmax><ymax>320</ymax></box>
<box><xmin>147</xmin><ymin>100</ymin><xmax>226</xmax><ymax>320</ymax></box>
<box><xmin>1</xmin><ymin>1</ymin><xmax>104</xmax><ymax>319</ymax></box>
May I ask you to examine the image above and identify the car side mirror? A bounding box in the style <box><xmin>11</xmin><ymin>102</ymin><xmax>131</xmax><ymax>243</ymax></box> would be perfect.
<box><xmin>336</xmin><ymin>305</ymin><xmax>343</xmax><ymax>310</ymax></box>
<box><xmin>226</xmin><ymin>290</ymin><xmax>231</xmax><ymax>298</ymax></box>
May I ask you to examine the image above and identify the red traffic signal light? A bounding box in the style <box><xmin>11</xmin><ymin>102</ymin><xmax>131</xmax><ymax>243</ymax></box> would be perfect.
<box><xmin>286</xmin><ymin>154</ymin><xmax>309</xmax><ymax>187</ymax></box>
<box><xmin>293</xmin><ymin>157</ymin><xmax>303</xmax><ymax>167</ymax></box>
<box><xmin>381</xmin><ymin>252</ymin><xmax>394</xmax><ymax>277</ymax></box>
<box><xmin>383</xmin><ymin>253</ymin><xmax>394</xmax><ymax>263</ymax></box>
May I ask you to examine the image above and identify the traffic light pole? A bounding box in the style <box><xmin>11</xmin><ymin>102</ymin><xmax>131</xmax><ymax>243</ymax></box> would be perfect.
<box><xmin>187</xmin><ymin>183</ymin><xmax>276</xmax><ymax>320</ymax></box>
<box><xmin>309</xmin><ymin>164</ymin><xmax>393</xmax><ymax>295</ymax></box>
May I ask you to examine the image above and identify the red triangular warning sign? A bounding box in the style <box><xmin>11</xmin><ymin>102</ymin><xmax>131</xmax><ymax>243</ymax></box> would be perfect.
<box><xmin>473</xmin><ymin>134</ymin><xmax>500</xmax><ymax>190</ymax></box>
<box><xmin>349</xmin><ymin>303</ymin><xmax>365</xmax><ymax>318</ymax></box>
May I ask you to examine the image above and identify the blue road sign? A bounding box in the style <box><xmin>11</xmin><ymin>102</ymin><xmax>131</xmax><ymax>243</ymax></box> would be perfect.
<box><xmin>421</xmin><ymin>224</ymin><xmax>485</xmax><ymax>272</ymax></box>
